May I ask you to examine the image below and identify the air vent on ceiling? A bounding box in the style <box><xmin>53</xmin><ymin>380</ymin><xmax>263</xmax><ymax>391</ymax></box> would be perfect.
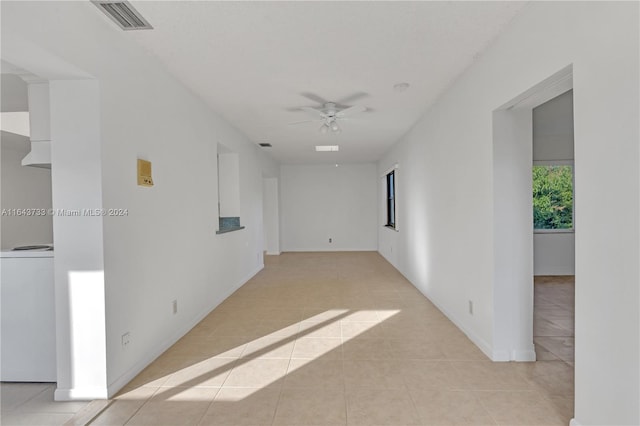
<box><xmin>258</xmin><ymin>143</ymin><xmax>272</xmax><ymax>148</ymax></box>
<box><xmin>92</xmin><ymin>1</ymin><xmax>153</xmax><ymax>31</ymax></box>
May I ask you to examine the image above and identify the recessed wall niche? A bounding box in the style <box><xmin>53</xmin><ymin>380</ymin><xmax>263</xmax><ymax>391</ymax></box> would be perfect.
<box><xmin>216</xmin><ymin>143</ymin><xmax>243</xmax><ymax>233</ymax></box>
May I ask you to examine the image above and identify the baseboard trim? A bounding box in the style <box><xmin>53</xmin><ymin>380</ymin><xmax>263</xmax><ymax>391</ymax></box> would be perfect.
<box><xmin>491</xmin><ymin>348</ymin><xmax>536</xmax><ymax>361</ymax></box>
<box><xmin>491</xmin><ymin>350</ymin><xmax>511</xmax><ymax>362</ymax></box>
<box><xmin>378</xmin><ymin>250</ymin><xmax>494</xmax><ymax>359</ymax></box>
<box><xmin>377</xmin><ymin>250</ymin><xmax>537</xmax><ymax>362</ymax></box>
<box><xmin>569</xmin><ymin>418</ymin><xmax>581</xmax><ymax>426</ymax></box>
<box><xmin>425</xmin><ymin>293</ymin><xmax>495</xmax><ymax>360</ymax></box>
<box><xmin>265</xmin><ymin>251</ymin><xmax>281</xmax><ymax>255</ymax></box>
<box><xmin>106</xmin><ymin>263</ymin><xmax>264</xmax><ymax>397</ymax></box>
<box><xmin>512</xmin><ymin>348</ymin><xmax>537</xmax><ymax>361</ymax></box>
<box><xmin>282</xmin><ymin>248</ymin><xmax>378</xmax><ymax>252</ymax></box>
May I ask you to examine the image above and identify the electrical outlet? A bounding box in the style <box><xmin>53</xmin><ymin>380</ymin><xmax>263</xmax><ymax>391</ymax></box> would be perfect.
<box><xmin>329</xmin><ymin>238</ymin><xmax>332</xmax><ymax>243</ymax></box>
<box><xmin>468</xmin><ymin>300</ymin><xmax>474</xmax><ymax>315</ymax></box>
<box><xmin>122</xmin><ymin>332</ymin><xmax>131</xmax><ymax>348</ymax></box>
<box><xmin>172</xmin><ymin>299</ymin><xmax>178</xmax><ymax>315</ymax></box>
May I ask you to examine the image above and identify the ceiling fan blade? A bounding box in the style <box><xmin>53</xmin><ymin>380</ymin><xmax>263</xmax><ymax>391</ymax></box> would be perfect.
<box><xmin>336</xmin><ymin>104</ymin><xmax>367</xmax><ymax>118</ymax></box>
<box><xmin>288</xmin><ymin>118</ymin><xmax>323</xmax><ymax>125</ymax></box>
<box><xmin>300</xmin><ymin>92</ymin><xmax>328</xmax><ymax>105</ymax></box>
<box><xmin>336</xmin><ymin>91</ymin><xmax>369</xmax><ymax>106</ymax></box>
<box><xmin>300</xmin><ymin>106</ymin><xmax>328</xmax><ymax>118</ymax></box>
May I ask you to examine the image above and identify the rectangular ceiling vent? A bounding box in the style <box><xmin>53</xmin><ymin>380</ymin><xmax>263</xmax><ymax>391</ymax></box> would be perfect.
<box><xmin>92</xmin><ymin>1</ymin><xmax>153</xmax><ymax>31</ymax></box>
<box><xmin>258</xmin><ymin>143</ymin><xmax>272</xmax><ymax>148</ymax></box>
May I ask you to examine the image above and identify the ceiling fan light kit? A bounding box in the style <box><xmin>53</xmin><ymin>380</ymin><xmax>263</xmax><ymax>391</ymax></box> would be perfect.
<box><xmin>289</xmin><ymin>98</ymin><xmax>366</xmax><ymax>135</ymax></box>
<box><xmin>319</xmin><ymin>119</ymin><xmax>341</xmax><ymax>134</ymax></box>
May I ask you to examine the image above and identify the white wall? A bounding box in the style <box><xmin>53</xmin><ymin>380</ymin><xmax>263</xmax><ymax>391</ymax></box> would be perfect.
<box><xmin>49</xmin><ymin>80</ymin><xmax>107</xmax><ymax>400</ymax></box>
<box><xmin>0</xmin><ymin>131</ymin><xmax>53</xmax><ymax>249</ymax></box>
<box><xmin>534</xmin><ymin>233</ymin><xmax>575</xmax><ymax>276</ymax></box>
<box><xmin>493</xmin><ymin>106</ymin><xmax>536</xmax><ymax>362</ymax></box>
<box><xmin>2</xmin><ymin>1</ymin><xmax>278</xmax><ymax>399</ymax></box>
<box><xmin>281</xmin><ymin>163</ymin><xmax>377</xmax><ymax>252</ymax></box>
<box><xmin>533</xmin><ymin>89</ymin><xmax>575</xmax><ymax>276</ymax></box>
<box><xmin>0</xmin><ymin>74</ymin><xmax>28</xmax><ymax>112</ymax></box>
<box><xmin>533</xmin><ymin>90</ymin><xmax>574</xmax><ymax>162</ymax></box>
<box><xmin>263</xmin><ymin>177</ymin><xmax>280</xmax><ymax>255</ymax></box>
<box><xmin>378</xmin><ymin>2</ymin><xmax>638</xmax><ymax>425</ymax></box>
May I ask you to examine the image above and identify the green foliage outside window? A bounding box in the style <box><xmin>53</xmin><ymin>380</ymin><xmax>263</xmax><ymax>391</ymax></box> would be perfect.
<box><xmin>533</xmin><ymin>165</ymin><xmax>573</xmax><ymax>230</ymax></box>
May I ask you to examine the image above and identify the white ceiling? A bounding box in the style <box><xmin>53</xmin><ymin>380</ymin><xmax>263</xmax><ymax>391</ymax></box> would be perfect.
<box><xmin>50</xmin><ymin>2</ymin><xmax>531</xmax><ymax>164</ymax></box>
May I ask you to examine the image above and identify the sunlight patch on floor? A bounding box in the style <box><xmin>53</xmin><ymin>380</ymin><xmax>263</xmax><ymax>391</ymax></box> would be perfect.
<box><xmin>145</xmin><ymin>309</ymin><xmax>401</xmax><ymax>401</ymax></box>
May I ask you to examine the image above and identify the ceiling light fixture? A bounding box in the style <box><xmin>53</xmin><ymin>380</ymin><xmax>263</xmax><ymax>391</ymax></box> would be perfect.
<box><xmin>318</xmin><ymin>120</ymin><xmax>341</xmax><ymax>134</ymax></box>
<box><xmin>315</xmin><ymin>145</ymin><xmax>339</xmax><ymax>152</ymax></box>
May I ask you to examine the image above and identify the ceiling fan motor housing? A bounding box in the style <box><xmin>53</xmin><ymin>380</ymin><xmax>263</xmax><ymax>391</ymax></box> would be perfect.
<box><xmin>324</xmin><ymin>102</ymin><xmax>337</xmax><ymax>117</ymax></box>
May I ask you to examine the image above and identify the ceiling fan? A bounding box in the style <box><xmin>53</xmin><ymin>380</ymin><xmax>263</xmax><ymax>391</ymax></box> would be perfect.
<box><xmin>289</xmin><ymin>99</ymin><xmax>368</xmax><ymax>134</ymax></box>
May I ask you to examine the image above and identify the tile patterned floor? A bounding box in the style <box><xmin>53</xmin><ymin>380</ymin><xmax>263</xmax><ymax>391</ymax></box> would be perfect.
<box><xmin>1</xmin><ymin>253</ymin><xmax>575</xmax><ymax>425</ymax></box>
<box><xmin>534</xmin><ymin>276</ymin><xmax>575</xmax><ymax>365</ymax></box>
<box><xmin>0</xmin><ymin>382</ymin><xmax>90</xmax><ymax>425</ymax></box>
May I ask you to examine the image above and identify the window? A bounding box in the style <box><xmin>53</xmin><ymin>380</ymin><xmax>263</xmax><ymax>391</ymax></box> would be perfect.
<box><xmin>386</xmin><ymin>170</ymin><xmax>396</xmax><ymax>229</ymax></box>
<box><xmin>533</xmin><ymin>164</ymin><xmax>573</xmax><ymax>231</ymax></box>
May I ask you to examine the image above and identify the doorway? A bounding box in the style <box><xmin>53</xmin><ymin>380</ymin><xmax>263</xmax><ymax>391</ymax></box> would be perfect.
<box><xmin>491</xmin><ymin>65</ymin><xmax>574</xmax><ymax>362</ymax></box>
<box><xmin>491</xmin><ymin>66</ymin><xmax>576</xmax><ymax>420</ymax></box>
<box><xmin>532</xmin><ymin>89</ymin><xmax>575</xmax><ymax>365</ymax></box>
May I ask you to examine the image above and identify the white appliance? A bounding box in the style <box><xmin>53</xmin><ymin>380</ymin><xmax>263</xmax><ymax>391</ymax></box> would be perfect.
<box><xmin>1</xmin><ymin>249</ymin><xmax>56</xmax><ymax>381</ymax></box>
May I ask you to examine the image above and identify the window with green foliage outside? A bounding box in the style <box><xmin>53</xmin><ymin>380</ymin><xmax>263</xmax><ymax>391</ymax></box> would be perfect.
<box><xmin>533</xmin><ymin>165</ymin><xmax>574</xmax><ymax>230</ymax></box>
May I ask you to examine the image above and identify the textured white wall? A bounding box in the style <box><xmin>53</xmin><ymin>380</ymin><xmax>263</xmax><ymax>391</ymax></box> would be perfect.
<box><xmin>378</xmin><ymin>2</ymin><xmax>638</xmax><ymax>424</ymax></box>
<box><xmin>281</xmin><ymin>163</ymin><xmax>377</xmax><ymax>252</ymax></box>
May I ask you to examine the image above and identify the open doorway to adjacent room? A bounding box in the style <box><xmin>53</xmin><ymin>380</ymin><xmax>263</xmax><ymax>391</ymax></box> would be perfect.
<box><xmin>532</xmin><ymin>90</ymin><xmax>575</xmax><ymax>366</ymax></box>
<box><xmin>492</xmin><ymin>65</ymin><xmax>576</xmax><ymax>419</ymax></box>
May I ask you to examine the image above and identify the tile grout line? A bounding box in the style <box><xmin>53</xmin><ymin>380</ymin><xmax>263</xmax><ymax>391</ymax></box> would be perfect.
<box><xmin>121</xmin><ymin>391</ymin><xmax>153</xmax><ymax>426</ymax></box>
<box><xmin>269</xmin><ymin>314</ymin><xmax>296</xmax><ymax>426</ymax></box>
<box><xmin>341</xmin><ymin>311</ymin><xmax>348</xmax><ymax>426</ymax></box>
<box><xmin>193</xmin><ymin>380</ymin><xmax>224</xmax><ymax>426</ymax></box>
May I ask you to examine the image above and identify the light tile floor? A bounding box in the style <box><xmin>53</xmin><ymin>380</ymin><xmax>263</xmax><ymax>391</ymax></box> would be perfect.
<box><xmin>2</xmin><ymin>253</ymin><xmax>575</xmax><ymax>425</ymax></box>
<box><xmin>0</xmin><ymin>382</ymin><xmax>90</xmax><ymax>425</ymax></box>
<box><xmin>533</xmin><ymin>276</ymin><xmax>575</xmax><ymax>365</ymax></box>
